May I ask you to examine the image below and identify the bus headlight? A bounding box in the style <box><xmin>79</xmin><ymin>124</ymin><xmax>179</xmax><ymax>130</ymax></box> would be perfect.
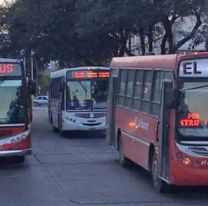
<box><xmin>182</xmin><ymin>157</ymin><xmax>192</xmax><ymax>166</ymax></box>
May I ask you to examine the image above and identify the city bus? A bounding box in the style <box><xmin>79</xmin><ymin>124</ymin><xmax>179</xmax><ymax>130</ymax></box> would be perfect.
<box><xmin>106</xmin><ymin>52</ymin><xmax>208</xmax><ymax>192</ymax></box>
<box><xmin>48</xmin><ymin>66</ymin><xmax>110</xmax><ymax>135</ymax></box>
<box><xmin>0</xmin><ymin>58</ymin><xmax>35</xmax><ymax>162</ymax></box>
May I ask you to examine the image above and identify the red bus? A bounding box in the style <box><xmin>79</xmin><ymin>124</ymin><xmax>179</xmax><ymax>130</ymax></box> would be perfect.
<box><xmin>107</xmin><ymin>52</ymin><xmax>208</xmax><ymax>192</ymax></box>
<box><xmin>0</xmin><ymin>58</ymin><xmax>35</xmax><ymax>162</ymax></box>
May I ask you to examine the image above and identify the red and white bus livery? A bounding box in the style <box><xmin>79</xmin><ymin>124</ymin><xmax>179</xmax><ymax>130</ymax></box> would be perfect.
<box><xmin>107</xmin><ymin>52</ymin><xmax>208</xmax><ymax>192</ymax></box>
<box><xmin>0</xmin><ymin>58</ymin><xmax>35</xmax><ymax>162</ymax></box>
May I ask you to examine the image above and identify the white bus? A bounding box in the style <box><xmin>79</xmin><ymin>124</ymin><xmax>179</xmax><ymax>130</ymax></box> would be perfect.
<box><xmin>48</xmin><ymin>66</ymin><xmax>110</xmax><ymax>134</ymax></box>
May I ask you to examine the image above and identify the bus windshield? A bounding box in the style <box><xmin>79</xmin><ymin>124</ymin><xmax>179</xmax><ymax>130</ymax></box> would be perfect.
<box><xmin>0</xmin><ymin>80</ymin><xmax>26</xmax><ymax>124</ymax></box>
<box><xmin>177</xmin><ymin>82</ymin><xmax>208</xmax><ymax>139</ymax></box>
<box><xmin>66</xmin><ymin>79</ymin><xmax>108</xmax><ymax>111</ymax></box>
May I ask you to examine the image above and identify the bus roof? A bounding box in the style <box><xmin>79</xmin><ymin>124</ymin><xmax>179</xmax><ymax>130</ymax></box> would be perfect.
<box><xmin>50</xmin><ymin>66</ymin><xmax>109</xmax><ymax>78</ymax></box>
<box><xmin>111</xmin><ymin>52</ymin><xmax>208</xmax><ymax>70</ymax></box>
<box><xmin>111</xmin><ymin>54</ymin><xmax>177</xmax><ymax>69</ymax></box>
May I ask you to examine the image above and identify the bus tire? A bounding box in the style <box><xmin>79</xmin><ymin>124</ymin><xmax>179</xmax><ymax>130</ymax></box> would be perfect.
<box><xmin>58</xmin><ymin>115</ymin><xmax>66</xmax><ymax>137</ymax></box>
<box><xmin>118</xmin><ymin>136</ymin><xmax>130</xmax><ymax>167</ymax></box>
<box><xmin>14</xmin><ymin>156</ymin><xmax>25</xmax><ymax>163</ymax></box>
<box><xmin>151</xmin><ymin>152</ymin><xmax>169</xmax><ymax>193</ymax></box>
<box><xmin>60</xmin><ymin>131</ymin><xmax>68</xmax><ymax>137</ymax></box>
<box><xmin>53</xmin><ymin>126</ymin><xmax>59</xmax><ymax>133</ymax></box>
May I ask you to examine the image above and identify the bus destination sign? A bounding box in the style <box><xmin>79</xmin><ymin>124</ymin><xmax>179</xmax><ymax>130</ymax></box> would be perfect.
<box><xmin>67</xmin><ymin>70</ymin><xmax>110</xmax><ymax>79</ymax></box>
<box><xmin>0</xmin><ymin>63</ymin><xmax>22</xmax><ymax>77</ymax></box>
<box><xmin>179</xmin><ymin>59</ymin><xmax>208</xmax><ymax>78</ymax></box>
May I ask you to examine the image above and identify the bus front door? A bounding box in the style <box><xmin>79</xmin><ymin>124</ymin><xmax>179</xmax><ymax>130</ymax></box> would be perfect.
<box><xmin>106</xmin><ymin>71</ymin><xmax>118</xmax><ymax>148</ymax></box>
<box><xmin>159</xmin><ymin>81</ymin><xmax>174</xmax><ymax>181</ymax></box>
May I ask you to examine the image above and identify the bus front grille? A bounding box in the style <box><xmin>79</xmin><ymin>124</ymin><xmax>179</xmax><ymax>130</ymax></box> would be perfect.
<box><xmin>82</xmin><ymin>123</ymin><xmax>101</xmax><ymax>126</ymax></box>
<box><xmin>189</xmin><ymin>147</ymin><xmax>208</xmax><ymax>156</ymax></box>
<box><xmin>75</xmin><ymin>113</ymin><xmax>105</xmax><ymax>118</ymax></box>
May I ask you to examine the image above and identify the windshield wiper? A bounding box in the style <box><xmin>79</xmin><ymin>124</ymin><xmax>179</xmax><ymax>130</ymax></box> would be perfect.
<box><xmin>180</xmin><ymin>84</ymin><xmax>208</xmax><ymax>91</ymax></box>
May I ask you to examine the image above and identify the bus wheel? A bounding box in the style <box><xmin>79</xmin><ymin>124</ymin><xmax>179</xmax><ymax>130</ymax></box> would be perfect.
<box><xmin>151</xmin><ymin>152</ymin><xmax>168</xmax><ymax>193</ymax></box>
<box><xmin>14</xmin><ymin>156</ymin><xmax>25</xmax><ymax>163</ymax></box>
<box><xmin>118</xmin><ymin>136</ymin><xmax>130</xmax><ymax>167</ymax></box>
<box><xmin>53</xmin><ymin>126</ymin><xmax>59</xmax><ymax>133</ymax></box>
<box><xmin>60</xmin><ymin>131</ymin><xmax>68</xmax><ymax>137</ymax></box>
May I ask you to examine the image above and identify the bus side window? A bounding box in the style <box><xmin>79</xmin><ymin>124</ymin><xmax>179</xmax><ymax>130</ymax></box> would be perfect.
<box><xmin>132</xmin><ymin>70</ymin><xmax>143</xmax><ymax>111</ymax></box>
<box><xmin>163</xmin><ymin>71</ymin><xmax>173</xmax><ymax>81</ymax></box>
<box><xmin>117</xmin><ymin>70</ymin><xmax>127</xmax><ymax>106</ymax></box>
<box><xmin>141</xmin><ymin>70</ymin><xmax>153</xmax><ymax>113</ymax></box>
<box><xmin>124</xmin><ymin>70</ymin><xmax>134</xmax><ymax>108</ymax></box>
<box><xmin>151</xmin><ymin>71</ymin><xmax>162</xmax><ymax>116</ymax></box>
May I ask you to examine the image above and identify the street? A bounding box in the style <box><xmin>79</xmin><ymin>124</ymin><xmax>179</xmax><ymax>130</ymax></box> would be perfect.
<box><xmin>0</xmin><ymin>107</ymin><xmax>208</xmax><ymax>206</ymax></box>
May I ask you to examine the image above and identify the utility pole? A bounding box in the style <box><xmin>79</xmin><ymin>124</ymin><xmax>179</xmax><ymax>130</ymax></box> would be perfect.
<box><xmin>31</xmin><ymin>50</ymin><xmax>35</xmax><ymax>80</ymax></box>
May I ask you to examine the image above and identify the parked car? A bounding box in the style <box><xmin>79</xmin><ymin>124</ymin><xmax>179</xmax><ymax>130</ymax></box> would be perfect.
<box><xmin>33</xmin><ymin>96</ymin><xmax>49</xmax><ymax>106</ymax></box>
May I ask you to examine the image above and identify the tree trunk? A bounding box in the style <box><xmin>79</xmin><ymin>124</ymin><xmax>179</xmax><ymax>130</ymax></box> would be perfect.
<box><xmin>161</xmin><ymin>33</ymin><xmax>168</xmax><ymax>54</ymax></box>
<box><xmin>139</xmin><ymin>27</ymin><xmax>145</xmax><ymax>55</ymax></box>
<box><xmin>162</xmin><ymin>17</ymin><xmax>174</xmax><ymax>54</ymax></box>
<box><xmin>167</xmin><ymin>24</ymin><xmax>174</xmax><ymax>54</ymax></box>
<box><xmin>148</xmin><ymin>25</ymin><xmax>153</xmax><ymax>53</ymax></box>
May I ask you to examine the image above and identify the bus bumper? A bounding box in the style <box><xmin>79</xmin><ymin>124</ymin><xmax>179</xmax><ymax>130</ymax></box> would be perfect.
<box><xmin>169</xmin><ymin>142</ymin><xmax>208</xmax><ymax>186</ymax></box>
<box><xmin>62</xmin><ymin>119</ymin><xmax>106</xmax><ymax>131</ymax></box>
<box><xmin>170</xmin><ymin>161</ymin><xmax>208</xmax><ymax>185</ymax></box>
<box><xmin>0</xmin><ymin>149</ymin><xmax>32</xmax><ymax>157</ymax></box>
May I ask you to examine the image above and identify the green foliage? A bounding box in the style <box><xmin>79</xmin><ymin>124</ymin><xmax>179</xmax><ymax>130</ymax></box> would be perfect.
<box><xmin>0</xmin><ymin>0</ymin><xmax>206</xmax><ymax>67</ymax></box>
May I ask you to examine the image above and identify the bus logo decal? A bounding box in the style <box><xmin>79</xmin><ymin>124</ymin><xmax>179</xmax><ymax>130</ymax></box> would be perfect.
<box><xmin>132</xmin><ymin>117</ymin><xmax>149</xmax><ymax>130</ymax></box>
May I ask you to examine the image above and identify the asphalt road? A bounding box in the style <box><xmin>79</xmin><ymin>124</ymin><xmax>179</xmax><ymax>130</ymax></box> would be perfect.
<box><xmin>0</xmin><ymin>107</ymin><xmax>208</xmax><ymax>206</ymax></box>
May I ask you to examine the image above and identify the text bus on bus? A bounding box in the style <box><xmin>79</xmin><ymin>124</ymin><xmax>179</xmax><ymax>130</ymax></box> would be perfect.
<box><xmin>0</xmin><ymin>58</ymin><xmax>35</xmax><ymax>162</ymax></box>
<box><xmin>106</xmin><ymin>52</ymin><xmax>208</xmax><ymax>192</ymax></box>
<box><xmin>49</xmin><ymin>66</ymin><xmax>110</xmax><ymax>134</ymax></box>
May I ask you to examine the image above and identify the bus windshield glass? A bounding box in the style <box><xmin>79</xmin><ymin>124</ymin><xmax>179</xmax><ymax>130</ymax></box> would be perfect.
<box><xmin>0</xmin><ymin>80</ymin><xmax>26</xmax><ymax>124</ymax></box>
<box><xmin>66</xmin><ymin>79</ymin><xmax>108</xmax><ymax>111</ymax></box>
<box><xmin>92</xmin><ymin>79</ymin><xmax>108</xmax><ymax>109</ymax></box>
<box><xmin>177</xmin><ymin>82</ymin><xmax>208</xmax><ymax>139</ymax></box>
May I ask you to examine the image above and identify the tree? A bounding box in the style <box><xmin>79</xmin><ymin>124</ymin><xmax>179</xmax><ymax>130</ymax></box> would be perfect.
<box><xmin>152</xmin><ymin>0</ymin><xmax>205</xmax><ymax>54</ymax></box>
<box><xmin>0</xmin><ymin>0</ymin><xmax>206</xmax><ymax>68</ymax></box>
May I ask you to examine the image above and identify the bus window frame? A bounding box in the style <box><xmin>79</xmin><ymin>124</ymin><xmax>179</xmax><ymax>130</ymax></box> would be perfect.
<box><xmin>114</xmin><ymin>68</ymin><xmax>174</xmax><ymax>118</ymax></box>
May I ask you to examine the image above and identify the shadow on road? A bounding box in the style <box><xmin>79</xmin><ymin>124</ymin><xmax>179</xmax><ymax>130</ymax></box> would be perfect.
<box><xmin>60</xmin><ymin>130</ymin><xmax>106</xmax><ymax>139</ymax></box>
<box><xmin>119</xmin><ymin>158</ymin><xmax>208</xmax><ymax>200</ymax></box>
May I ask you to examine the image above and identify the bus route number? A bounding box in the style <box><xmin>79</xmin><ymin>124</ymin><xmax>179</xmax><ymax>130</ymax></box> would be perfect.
<box><xmin>179</xmin><ymin>59</ymin><xmax>208</xmax><ymax>78</ymax></box>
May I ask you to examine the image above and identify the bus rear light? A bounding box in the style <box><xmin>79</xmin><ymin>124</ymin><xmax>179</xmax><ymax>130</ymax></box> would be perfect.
<box><xmin>182</xmin><ymin>157</ymin><xmax>192</xmax><ymax>166</ymax></box>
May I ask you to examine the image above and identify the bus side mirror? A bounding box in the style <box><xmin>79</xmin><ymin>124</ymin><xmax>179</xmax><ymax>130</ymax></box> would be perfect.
<box><xmin>163</xmin><ymin>81</ymin><xmax>177</xmax><ymax>109</ymax></box>
<box><xmin>29</xmin><ymin>80</ymin><xmax>36</xmax><ymax>95</ymax></box>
